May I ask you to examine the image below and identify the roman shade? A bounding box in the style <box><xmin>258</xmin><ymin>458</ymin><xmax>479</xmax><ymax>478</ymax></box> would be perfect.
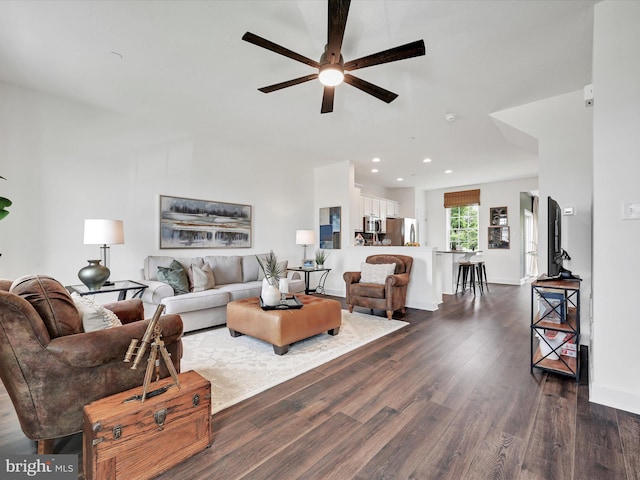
<box><xmin>444</xmin><ymin>189</ymin><xmax>481</xmax><ymax>208</ymax></box>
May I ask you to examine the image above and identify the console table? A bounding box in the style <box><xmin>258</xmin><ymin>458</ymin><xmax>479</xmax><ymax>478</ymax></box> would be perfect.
<box><xmin>66</xmin><ymin>280</ymin><xmax>148</xmax><ymax>301</ymax></box>
<box><xmin>287</xmin><ymin>267</ymin><xmax>331</xmax><ymax>295</ymax></box>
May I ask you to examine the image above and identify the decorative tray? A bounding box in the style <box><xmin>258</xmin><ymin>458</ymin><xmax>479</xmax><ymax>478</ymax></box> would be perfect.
<box><xmin>260</xmin><ymin>295</ymin><xmax>304</xmax><ymax>310</ymax></box>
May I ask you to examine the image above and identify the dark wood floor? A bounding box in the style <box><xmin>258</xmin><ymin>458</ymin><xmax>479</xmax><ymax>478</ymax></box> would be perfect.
<box><xmin>2</xmin><ymin>283</ymin><xmax>639</xmax><ymax>479</ymax></box>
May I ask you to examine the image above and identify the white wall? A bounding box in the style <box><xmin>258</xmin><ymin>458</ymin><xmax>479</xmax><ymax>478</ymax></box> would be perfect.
<box><xmin>0</xmin><ymin>82</ymin><xmax>314</xmax><ymax>285</ymax></box>
<box><xmin>313</xmin><ymin>161</ymin><xmax>352</xmax><ymax>296</ymax></box>
<box><xmin>387</xmin><ymin>188</ymin><xmax>417</xmax><ymax>219</ymax></box>
<box><xmin>591</xmin><ymin>0</ymin><xmax>640</xmax><ymax>414</ymax></box>
<box><xmin>424</xmin><ymin>177</ymin><xmax>538</xmax><ymax>285</ymax></box>
<box><xmin>491</xmin><ymin>90</ymin><xmax>593</xmax><ymax>343</ymax></box>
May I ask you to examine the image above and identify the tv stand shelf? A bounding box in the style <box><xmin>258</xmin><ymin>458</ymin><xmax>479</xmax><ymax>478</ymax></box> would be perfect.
<box><xmin>530</xmin><ymin>278</ymin><xmax>580</xmax><ymax>382</ymax></box>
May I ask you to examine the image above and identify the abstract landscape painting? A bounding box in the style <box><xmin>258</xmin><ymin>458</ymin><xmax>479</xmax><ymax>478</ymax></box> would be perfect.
<box><xmin>160</xmin><ymin>195</ymin><xmax>252</xmax><ymax>248</ymax></box>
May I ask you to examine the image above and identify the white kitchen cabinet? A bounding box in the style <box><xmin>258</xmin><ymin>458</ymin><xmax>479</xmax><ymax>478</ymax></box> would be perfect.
<box><xmin>386</xmin><ymin>200</ymin><xmax>399</xmax><ymax>217</ymax></box>
<box><xmin>362</xmin><ymin>196</ymin><xmax>380</xmax><ymax>218</ymax></box>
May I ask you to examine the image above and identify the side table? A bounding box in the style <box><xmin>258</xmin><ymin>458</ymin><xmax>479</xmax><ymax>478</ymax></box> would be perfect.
<box><xmin>286</xmin><ymin>267</ymin><xmax>331</xmax><ymax>295</ymax></box>
<box><xmin>66</xmin><ymin>280</ymin><xmax>148</xmax><ymax>301</ymax></box>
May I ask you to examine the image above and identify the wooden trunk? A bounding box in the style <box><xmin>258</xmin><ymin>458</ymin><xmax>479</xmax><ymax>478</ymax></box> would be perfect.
<box><xmin>83</xmin><ymin>370</ymin><xmax>211</xmax><ymax>480</ymax></box>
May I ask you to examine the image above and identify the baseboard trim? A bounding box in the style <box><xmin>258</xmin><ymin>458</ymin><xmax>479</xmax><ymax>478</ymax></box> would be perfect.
<box><xmin>324</xmin><ymin>289</ymin><xmax>439</xmax><ymax>312</ymax></box>
<box><xmin>488</xmin><ymin>278</ymin><xmax>523</xmax><ymax>286</ymax></box>
<box><xmin>590</xmin><ymin>382</ymin><xmax>640</xmax><ymax>415</ymax></box>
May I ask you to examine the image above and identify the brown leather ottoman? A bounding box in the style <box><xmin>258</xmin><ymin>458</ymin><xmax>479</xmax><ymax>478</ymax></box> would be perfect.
<box><xmin>226</xmin><ymin>295</ymin><xmax>342</xmax><ymax>355</ymax></box>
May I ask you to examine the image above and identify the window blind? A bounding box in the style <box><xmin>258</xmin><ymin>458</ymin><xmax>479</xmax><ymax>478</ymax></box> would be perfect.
<box><xmin>443</xmin><ymin>189</ymin><xmax>481</xmax><ymax>208</ymax></box>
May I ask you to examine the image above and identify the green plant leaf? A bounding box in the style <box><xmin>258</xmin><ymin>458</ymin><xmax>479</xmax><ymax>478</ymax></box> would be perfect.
<box><xmin>315</xmin><ymin>249</ymin><xmax>329</xmax><ymax>263</ymax></box>
<box><xmin>256</xmin><ymin>250</ymin><xmax>282</xmax><ymax>283</ymax></box>
<box><xmin>0</xmin><ymin>196</ymin><xmax>10</xmax><ymax>220</ymax></box>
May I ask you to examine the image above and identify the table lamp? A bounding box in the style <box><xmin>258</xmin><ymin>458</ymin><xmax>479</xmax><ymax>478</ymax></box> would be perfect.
<box><xmin>296</xmin><ymin>229</ymin><xmax>315</xmax><ymax>267</ymax></box>
<box><xmin>83</xmin><ymin>219</ymin><xmax>125</xmax><ymax>286</ymax></box>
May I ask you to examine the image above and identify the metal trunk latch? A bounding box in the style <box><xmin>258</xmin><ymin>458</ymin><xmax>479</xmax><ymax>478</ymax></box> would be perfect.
<box><xmin>113</xmin><ymin>425</ymin><xmax>122</xmax><ymax>440</ymax></box>
<box><xmin>193</xmin><ymin>393</ymin><xmax>200</xmax><ymax>407</ymax></box>
<box><xmin>154</xmin><ymin>408</ymin><xmax>168</xmax><ymax>430</ymax></box>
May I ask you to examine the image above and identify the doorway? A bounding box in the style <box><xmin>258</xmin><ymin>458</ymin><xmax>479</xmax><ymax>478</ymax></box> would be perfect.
<box><xmin>524</xmin><ymin>197</ymin><xmax>539</xmax><ymax>278</ymax></box>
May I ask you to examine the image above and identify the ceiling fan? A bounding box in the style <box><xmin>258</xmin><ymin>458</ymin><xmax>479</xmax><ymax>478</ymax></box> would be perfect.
<box><xmin>242</xmin><ymin>0</ymin><xmax>426</xmax><ymax>114</ymax></box>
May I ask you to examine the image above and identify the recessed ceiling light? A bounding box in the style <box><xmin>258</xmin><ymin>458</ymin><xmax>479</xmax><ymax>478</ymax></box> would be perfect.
<box><xmin>397</xmin><ymin>177</ymin><xmax>404</xmax><ymax>182</ymax></box>
<box><xmin>372</xmin><ymin>157</ymin><xmax>381</xmax><ymax>163</ymax></box>
<box><xmin>445</xmin><ymin>113</ymin><xmax>457</xmax><ymax>122</ymax></box>
<box><xmin>423</xmin><ymin>158</ymin><xmax>432</xmax><ymax>163</ymax></box>
<box><xmin>444</xmin><ymin>169</ymin><xmax>453</xmax><ymax>174</ymax></box>
<box><xmin>371</xmin><ymin>168</ymin><xmax>379</xmax><ymax>173</ymax></box>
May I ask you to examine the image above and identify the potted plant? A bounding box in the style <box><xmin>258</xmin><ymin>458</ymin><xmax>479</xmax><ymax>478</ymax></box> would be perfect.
<box><xmin>256</xmin><ymin>250</ymin><xmax>283</xmax><ymax>306</ymax></box>
<box><xmin>0</xmin><ymin>176</ymin><xmax>11</xmax><ymax>221</ymax></box>
<box><xmin>256</xmin><ymin>250</ymin><xmax>283</xmax><ymax>284</ymax></box>
<box><xmin>315</xmin><ymin>249</ymin><xmax>329</xmax><ymax>267</ymax></box>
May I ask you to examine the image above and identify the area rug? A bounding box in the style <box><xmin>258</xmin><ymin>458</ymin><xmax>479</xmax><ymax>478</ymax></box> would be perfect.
<box><xmin>180</xmin><ymin>310</ymin><xmax>408</xmax><ymax>413</ymax></box>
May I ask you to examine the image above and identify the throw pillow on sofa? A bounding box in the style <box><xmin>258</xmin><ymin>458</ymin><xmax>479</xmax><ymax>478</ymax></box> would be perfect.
<box><xmin>71</xmin><ymin>292</ymin><xmax>123</xmax><ymax>332</ymax></box>
<box><xmin>157</xmin><ymin>259</ymin><xmax>190</xmax><ymax>295</ymax></box>
<box><xmin>191</xmin><ymin>263</ymin><xmax>216</xmax><ymax>292</ymax></box>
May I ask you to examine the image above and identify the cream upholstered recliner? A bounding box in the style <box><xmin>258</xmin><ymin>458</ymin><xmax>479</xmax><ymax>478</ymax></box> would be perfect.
<box><xmin>343</xmin><ymin>254</ymin><xmax>413</xmax><ymax>320</ymax></box>
<box><xmin>0</xmin><ymin>275</ymin><xmax>183</xmax><ymax>454</ymax></box>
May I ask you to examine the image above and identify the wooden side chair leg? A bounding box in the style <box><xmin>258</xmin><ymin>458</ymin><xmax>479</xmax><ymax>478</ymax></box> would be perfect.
<box><xmin>38</xmin><ymin>438</ymin><xmax>55</xmax><ymax>454</ymax></box>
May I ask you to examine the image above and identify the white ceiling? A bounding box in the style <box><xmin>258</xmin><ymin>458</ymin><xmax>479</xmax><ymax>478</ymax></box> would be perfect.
<box><xmin>0</xmin><ymin>0</ymin><xmax>597</xmax><ymax>190</ymax></box>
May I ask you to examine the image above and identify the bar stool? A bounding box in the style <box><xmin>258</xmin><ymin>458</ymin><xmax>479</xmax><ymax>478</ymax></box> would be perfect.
<box><xmin>470</xmin><ymin>255</ymin><xmax>489</xmax><ymax>294</ymax></box>
<box><xmin>455</xmin><ymin>261</ymin><xmax>477</xmax><ymax>294</ymax></box>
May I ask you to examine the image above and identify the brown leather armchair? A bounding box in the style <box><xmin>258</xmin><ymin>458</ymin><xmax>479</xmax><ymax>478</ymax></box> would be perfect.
<box><xmin>0</xmin><ymin>275</ymin><xmax>183</xmax><ymax>454</ymax></box>
<box><xmin>343</xmin><ymin>254</ymin><xmax>413</xmax><ymax>320</ymax></box>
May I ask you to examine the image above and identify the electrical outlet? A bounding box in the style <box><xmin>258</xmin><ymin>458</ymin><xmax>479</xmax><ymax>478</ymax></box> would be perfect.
<box><xmin>622</xmin><ymin>201</ymin><xmax>640</xmax><ymax>220</ymax></box>
<box><xmin>584</xmin><ymin>84</ymin><xmax>593</xmax><ymax>107</ymax></box>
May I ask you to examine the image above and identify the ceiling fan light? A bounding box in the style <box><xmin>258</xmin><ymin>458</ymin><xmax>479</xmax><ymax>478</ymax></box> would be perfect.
<box><xmin>319</xmin><ymin>65</ymin><xmax>344</xmax><ymax>86</ymax></box>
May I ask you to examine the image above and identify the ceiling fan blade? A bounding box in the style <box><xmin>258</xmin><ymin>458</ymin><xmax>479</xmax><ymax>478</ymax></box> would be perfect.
<box><xmin>343</xmin><ymin>74</ymin><xmax>398</xmax><ymax>103</ymax></box>
<box><xmin>343</xmin><ymin>39</ymin><xmax>426</xmax><ymax>71</ymax></box>
<box><xmin>258</xmin><ymin>74</ymin><xmax>319</xmax><ymax>93</ymax></box>
<box><xmin>242</xmin><ymin>32</ymin><xmax>320</xmax><ymax>69</ymax></box>
<box><xmin>326</xmin><ymin>0</ymin><xmax>350</xmax><ymax>64</ymax></box>
<box><xmin>321</xmin><ymin>86</ymin><xmax>335</xmax><ymax>114</ymax></box>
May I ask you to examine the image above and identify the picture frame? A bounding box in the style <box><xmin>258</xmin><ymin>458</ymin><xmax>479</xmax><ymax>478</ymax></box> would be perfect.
<box><xmin>538</xmin><ymin>290</ymin><xmax>566</xmax><ymax>324</ymax></box>
<box><xmin>488</xmin><ymin>226</ymin><xmax>510</xmax><ymax>249</ymax></box>
<box><xmin>319</xmin><ymin>206</ymin><xmax>341</xmax><ymax>249</ymax></box>
<box><xmin>490</xmin><ymin>206</ymin><xmax>508</xmax><ymax>226</ymax></box>
<box><xmin>159</xmin><ymin>195</ymin><xmax>252</xmax><ymax>249</ymax></box>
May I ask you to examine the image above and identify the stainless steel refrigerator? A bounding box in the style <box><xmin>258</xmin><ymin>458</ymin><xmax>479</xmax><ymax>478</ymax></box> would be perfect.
<box><xmin>385</xmin><ymin>217</ymin><xmax>417</xmax><ymax>246</ymax></box>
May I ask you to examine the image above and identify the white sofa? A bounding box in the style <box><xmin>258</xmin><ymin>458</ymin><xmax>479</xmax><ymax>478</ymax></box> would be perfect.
<box><xmin>140</xmin><ymin>254</ymin><xmax>304</xmax><ymax>332</ymax></box>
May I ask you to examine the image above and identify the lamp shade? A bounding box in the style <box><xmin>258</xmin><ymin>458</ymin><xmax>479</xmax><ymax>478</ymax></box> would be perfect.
<box><xmin>84</xmin><ymin>219</ymin><xmax>124</xmax><ymax>245</ymax></box>
<box><xmin>296</xmin><ymin>230</ymin><xmax>315</xmax><ymax>245</ymax></box>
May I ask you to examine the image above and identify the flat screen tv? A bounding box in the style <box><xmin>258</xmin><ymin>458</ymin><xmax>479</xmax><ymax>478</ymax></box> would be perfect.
<box><xmin>547</xmin><ymin>196</ymin><xmax>563</xmax><ymax>277</ymax></box>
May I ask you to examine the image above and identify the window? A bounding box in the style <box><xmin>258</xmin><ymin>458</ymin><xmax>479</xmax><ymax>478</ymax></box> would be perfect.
<box><xmin>447</xmin><ymin>205</ymin><xmax>479</xmax><ymax>250</ymax></box>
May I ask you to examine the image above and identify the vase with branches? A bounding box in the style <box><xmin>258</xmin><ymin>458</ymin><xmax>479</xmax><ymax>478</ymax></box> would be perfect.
<box><xmin>256</xmin><ymin>251</ymin><xmax>283</xmax><ymax>306</ymax></box>
<box><xmin>256</xmin><ymin>250</ymin><xmax>283</xmax><ymax>285</ymax></box>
